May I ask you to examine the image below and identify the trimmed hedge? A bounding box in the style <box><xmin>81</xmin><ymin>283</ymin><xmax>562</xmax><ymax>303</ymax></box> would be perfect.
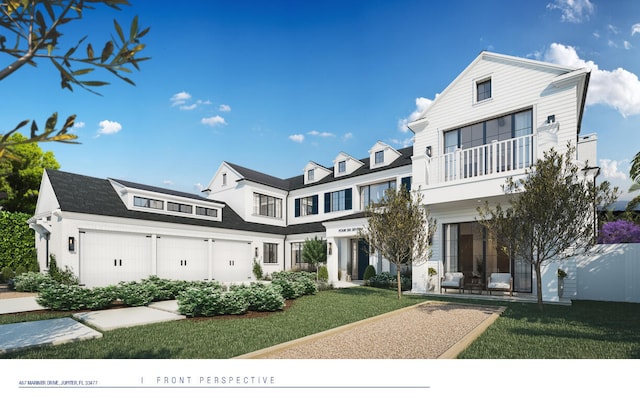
<box><xmin>365</xmin><ymin>271</ymin><xmax>411</xmax><ymax>291</ymax></box>
<box><xmin>0</xmin><ymin>211</ymin><xmax>38</xmax><ymax>273</ymax></box>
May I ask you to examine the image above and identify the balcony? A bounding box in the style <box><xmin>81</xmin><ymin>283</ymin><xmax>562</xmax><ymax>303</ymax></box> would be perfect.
<box><xmin>430</xmin><ymin>134</ymin><xmax>536</xmax><ymax>186</ymax></box>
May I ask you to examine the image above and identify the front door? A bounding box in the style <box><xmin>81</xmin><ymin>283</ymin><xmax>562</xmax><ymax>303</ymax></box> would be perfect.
<box><xmin>349</xmin><ymin>238</ymin><xmax>369</xmax><ymax>280</ymax></box>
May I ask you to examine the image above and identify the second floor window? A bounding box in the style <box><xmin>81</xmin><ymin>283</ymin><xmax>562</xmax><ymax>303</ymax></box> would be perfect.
<box><xmin>324</xmin><ymin>188</ymin><xmax>352</xmax><ymax>213</ymax></box>
<box><xmin>361</xmin><ymin>180</ymin><xmax>396</xmax><ymax>208</ymax></box>
<box><xmin>295</xmin><ymin>195</ymin><xmax>319</xmax><ymax>217</ymax></box>
<box><xmin>168</xmin><ymin>202</ymin><xmax>193</xmax><ymax>214</ymax></box>
<box><xmin>254</xmin><ymin>193</ymin><xmax>282</xmax><ymax>218</ymax></box>
<box><xmin>338</xmin><ymin>160</ymin><xmax>346</xmax><ymax>173</ymax></box>
<box><xmin>375</xmin><ymin>150</ymin><xmax>384</xmax><ymax>164</ymax></box>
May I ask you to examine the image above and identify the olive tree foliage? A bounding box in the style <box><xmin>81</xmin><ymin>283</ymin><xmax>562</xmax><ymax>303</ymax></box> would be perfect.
<box><xmin>360</xmin><ymin>187</ymin><xmax>435</xmax><ymax>300</ymax></box>
<box><xmin>477</xmin><ymin>145</ymin><xmax>618</xmax><ymax>311</ymax></box>
<box><xmin>302</xmin><ymin>236</ymin><xmax>327</xmax><ymax>274</ymax></box>
<box><xmin>0</xmin><ymin>0</ymin><xmax>150</xmax><ymax>160</ymax></box>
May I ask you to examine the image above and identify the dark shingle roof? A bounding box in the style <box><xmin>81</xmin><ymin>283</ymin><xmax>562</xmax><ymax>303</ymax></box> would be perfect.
<box><xmin>45</xmin><ymin>169</ymin><xmax>300</xmax><ymax>235</ymax></box>
<box><xmin>225</xmin><ymin>146</ymin><xmax>413</xmax><ymax>191</ymax></box>
<box><xmin>109</xmin><ymin>178</ymin><xmax>222</xmax><ymax>204</ymax></box>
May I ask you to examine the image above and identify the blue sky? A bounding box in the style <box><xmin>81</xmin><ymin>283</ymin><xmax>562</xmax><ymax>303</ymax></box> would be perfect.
<box><xmin>2</xmin><ymin>0</ymin><xmax>639</xmax><ymax>199</ymax></box>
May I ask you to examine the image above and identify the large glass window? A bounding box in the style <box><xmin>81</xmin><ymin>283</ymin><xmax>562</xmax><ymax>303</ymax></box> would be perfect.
<box><xmin>253</xmin><ymin>193</ymin><xmax>283</xmax><ymax>218</ymax></box>
<box><xmin>442</xmin><ymin>221</ymin><xmax>532</xmax><ymax>293</ymax></box>
<box><xmin>361</xmin><ymin>180</ymin><xmax>396</xmax><ymax>208</ymax></box>
<box><xmin>196</xmin><ymin>206</ymin><xmax>218</xmax><ymax>217</ymax></box>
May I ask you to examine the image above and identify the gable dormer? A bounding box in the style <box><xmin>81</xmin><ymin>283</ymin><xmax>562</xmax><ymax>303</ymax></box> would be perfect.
<box><xmin>304</xmin><ymin>161</ymin><xmax>331</xmax><ymax>185</ymax></box>
<box><xmin>369</xmin><ymin>141</ymin><xmax>401</xmax><ymax>169</ymax></box>
<box><xmin>333</xmin><ymin>152</ymin><xmax>364</xmax><ymax>178</ymax></box>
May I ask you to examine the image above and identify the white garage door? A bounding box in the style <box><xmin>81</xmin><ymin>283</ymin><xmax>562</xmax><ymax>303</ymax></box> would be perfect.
<box><xmin>79</xmin><ymin>231</ymin><xmax>153</xmax><ymax>287</ymax></box>
<box><xmin>156</xmin><ymin>236</ymin><xmax>209</xmax><ymax>281</ymax></box>
<box><xmin>212</xmin><ymin>240</ymin><xmax>252</xmax><ymax>283</ymax></box>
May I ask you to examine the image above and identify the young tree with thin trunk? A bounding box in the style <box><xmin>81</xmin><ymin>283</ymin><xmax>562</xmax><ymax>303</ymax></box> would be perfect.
<box><xmin>477</xmin><ymin>144</ymin><xmax>618</xmax><ymax>311</ymax></box>
<box><xmin>0</xmin><ymin>0</ymin><xmax>150</xmax><ymax>160</ymax></box>
<box><xmin>302</xmin><ymin>236</ymin><xmax>327</xmax><ymax>277</ymax></box>
<box><xmin>360</xmin><ymin>186</ymin><xmax>435</xmax><ymax>300</ymax></box>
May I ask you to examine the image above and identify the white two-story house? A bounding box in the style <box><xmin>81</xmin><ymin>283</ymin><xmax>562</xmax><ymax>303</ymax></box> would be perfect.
<box><xmin>29</xmin><ymin>51</ymin><xmax>599</xmax><ymax>302</ymax></box>
<box><xmin>408</xmin><ymin>51</ymin><xmax>596</xmax><ymax>300</ymax></box>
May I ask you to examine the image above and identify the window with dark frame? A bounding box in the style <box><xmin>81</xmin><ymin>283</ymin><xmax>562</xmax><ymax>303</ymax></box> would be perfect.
<box><xmin>374</xmin><ymin>150</ymin><xmax>384</xmax><ymax>164</ymax></box>
<box><xmin>167</xmin><ymin>202</ymin><xmax>193</xmax><ymax>214</ymax></box>
<box><xmin>476</xmin><ymin>78</ymin><xmax>492</xmax><ymax>102</ymax></box>
<box><xmin>263</xmin><ymin>242</ymin><xmax>278</xmax><ymax>264</ymax></box>
<box><xmin>133</xmin><ymin>196</ymin><xmax>164</xmax><ymax>210</ymax></box>
<box><xmin>196</xmin><ymin>206</ymin><xmax>218</xmax><ymax>217</ymax></box>
<box><xmin>338</xmin><ymin>160</ymin><xmax>346</xmax><ymax>173</ymax></box>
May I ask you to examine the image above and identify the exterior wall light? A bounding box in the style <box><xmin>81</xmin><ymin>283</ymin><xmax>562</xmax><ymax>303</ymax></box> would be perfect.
<box><xmin>328</xmin><ymin>242</ymin><xmax>332</xmax><ymax>255</ymax></box>
<box><xmin>68</xmin><ymin>236</ymin><xmax>75</xmax><ymax>252</ymax></box>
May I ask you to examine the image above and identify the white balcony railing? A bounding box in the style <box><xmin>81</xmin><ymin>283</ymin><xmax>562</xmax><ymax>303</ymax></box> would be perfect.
<box><xmin>431</xmin><ymin>134</ymin><xmax>536</xmax><ymax>185</ymax></box>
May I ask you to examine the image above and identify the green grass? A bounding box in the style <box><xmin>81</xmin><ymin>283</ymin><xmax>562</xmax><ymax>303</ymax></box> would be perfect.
<box><xmin>0</xmin><ymin>287</ymin><xmax>426</xmax><ymax>359</ymax></box>
<box><xmin>2</xmin><ymin>288</ymin><xmax>639</xmax><ymax>359</ymax></box>
<box><xmin>458</xmin><ymin>299</ymin><xmax>640</xmax><ymax>359</ymax></box>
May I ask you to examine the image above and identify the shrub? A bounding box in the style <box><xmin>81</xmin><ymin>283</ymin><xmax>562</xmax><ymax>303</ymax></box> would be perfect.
<box><xmin>47</xmin><ymin>255</ymin><xmax>77</xmax><ymax>285</ymax></box>
<box><xmin>1</xmin><ymin>266</ymin><xmax>14</xmax><ymax>283</ymax></box>
<box><xmin>142</xmin><ymin>276</ymin><xmax>191</xmax><ymax>301</ymax></box>
<box><xmin>365</xmin><ymin>271</ymin><xmax>411</xmax><ymax>291</ymax></box>
<box><xmin>230</xmin><ymin>283</ymin><xmax>286</xmax><ymax>312</ymax></box>
<box><xmin>270</xmin><ymin>277</ymin><xmax>302</xmax><ymax>300</ymax></box>
<box><xmin>116</xmin><ymin>280</ymin><xmax>160</xmax><ymax>307</ymax></box>
<box><xmin>317</xmin><ymin>266</ymin><xmax>329</xmax><ymax>282</ymax></box>
<box><xmin>13</xmin><ymin>271</ymin><xmax>55</xmax><ymax>292</ymax></box>
<box><xmin>37</xmin><ymin>284</ymin><xmax>118</xmax><ymax>311</ymax></box>
<box><xmin>598</xmin><ymin>219</ymin><xmax>640</xmax><ymax>244</ymax></box>
<box><xmin>177</xmin><ymin>287</ymin><xmax>249</xmax><ymax>317</ymax></box>
<box><xmin>252</xmin><ymin>259</ymin><xmax>263</xmax><ymax>280</ymax></box>
<box><xmin>363</xmin><ymin>265</ymin><xmax>376</xmax><ymax>281</ymax></box>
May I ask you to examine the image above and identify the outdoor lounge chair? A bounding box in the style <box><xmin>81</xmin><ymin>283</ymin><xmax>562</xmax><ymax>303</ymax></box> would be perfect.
<box><xmin>440</xmin><ymin>272</ymin><xmax>464</xmax><ymax>293</ymax></box>
<box><xmin>487</xmin><ymin>272</ymin><xmax>513</xmax><ymax>296</ymax></box>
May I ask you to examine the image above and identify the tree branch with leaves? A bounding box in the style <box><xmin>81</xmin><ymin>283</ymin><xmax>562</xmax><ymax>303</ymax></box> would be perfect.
<box><xmin>0</xmin><ymin>0</ymin><xmax>150</xmax><ymax>160</ymax></box>
<box><xmin>477</xmin><ymin>144</ymin><xmax>618</xmax><ymax>311</ymax></box>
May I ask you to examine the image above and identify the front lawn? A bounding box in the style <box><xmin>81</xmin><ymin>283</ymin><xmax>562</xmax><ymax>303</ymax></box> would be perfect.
<box><xmin>0</xmin><ymin>287</ymin><xmax>426</xmax><ymax>359</ymax></box>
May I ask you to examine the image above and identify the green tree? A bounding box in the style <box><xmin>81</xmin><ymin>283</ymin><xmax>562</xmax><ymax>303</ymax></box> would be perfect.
<box><xmin>0</xmin><ymin>133</ymin><xmax>60</xmax><ymax>213</ymax></box>
<box><xmin>360</xmin><ymin>187</ymin><xmax>435</xmax><ymax>300</ymax></box>
<box><xmin>477</xmin><ymin>145</ymin><xmax>618</xmax><ymax>311</ymax></box>
<box><xmin>302</xmin><ymin>236</ymin><xmax>327</xmax><ymax>275</ymax></box>
<box><xmin>0</xmin><ymin>210</ymin><xmax>39</xmax><ymax>272</ymax></box>
<box><xmin>0</xmin><ymin>0</ymin><xmax>150</xmax><ymax>160</ymax></box>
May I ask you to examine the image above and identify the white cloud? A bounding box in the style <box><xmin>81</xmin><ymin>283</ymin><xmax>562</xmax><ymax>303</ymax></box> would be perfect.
<box><xmin>180</xmin><ymin>104</ymin><xmax>197</xmax><ymax>111</ymax></box>
<box><xmin>546</xmin><ymin>0</ymin><xmax>594</xmax><ymax>23</ymax></box>
<box><xmin>343</xmin><ymin>132</ymin><xmax>353</xmax><ymax>140</ymax></box>
<box><xmin>201</xmin><ymin>115</ymin><xmax>226</xmax><ymax>127</ymax></box>
<box><xmin>170</xmin><ymin>91</ymin><xmax>191</xmax><ymax>106</ymax></box>
<box><xmin>398</xmin><ymin>96</ymin><xmax>435</xmax><ymax>133</ymax></box>
<box><xmin>624</xmin><ymin>41</ymin><xmax>632</xmax><ymax>50</ymax></box>
<box><xmin>72</xmin><ymin>121</ymin><xmax>85</xmax><ymax>129</ymax></box>
<box><xmin>307</xmin><ymin>130</ymin><xmax>335</xmax><ymax>138</ymax></box>
<box><xmin>194</xmin><ymin>183</ymin><xmax>205</xmax><ymax>192</ymax></box>
<box><xmin>219</xmin><ymin>104</ymin><xmax>231</xmax><ymax>112</ymax></box>
<box><xmin>599</xmin><ymin>159</ymin><xmax>627</xmax><ymax>180</ymax></box>
<box><xmin>608</xmin><ymin>24</ymin><xmax>619</xmax><ymax>34</ymax></box>
<box><xmin>289</xmin><ymin>134</ymin><xmax>304</xmax><ymax>143</ymax></box>
<box><xmin>389</xmin><ymin>137</ymin><xmax>414</xmax><ymax>148</ymax></box>
<box><xmin>163</xmin><ymin>180</ymin><xmax>174</xmax><ymax>186</ymax></box>
<box><xmin>544</xmin><ymin>43</ymin><xmax>640</xmax><ymax>117</ymax></box>
<box><xmin>97</xmin><ymin>120</ymin><xmax>122</xmax><ymax>136</ymax></box>
<box><xmin>632</xmin><ymin>23</ymin><xmax>640</xmax><ymax>36</ymax></box>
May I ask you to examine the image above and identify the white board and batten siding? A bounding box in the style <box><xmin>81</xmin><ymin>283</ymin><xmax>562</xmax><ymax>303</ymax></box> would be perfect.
<box><xmin>78</xmin><ymin>230</ymin><xmax>255</xmax><ymax>287</ymax></box>
<box><xmin>79</xmin><ymin>230</ymin><xmax>153</xmax><ymax>288</ymax></box>
<box><xmin>156</xmin><ymin>236</ymin><xmax>210</xmax><ymax>281</ymax></box>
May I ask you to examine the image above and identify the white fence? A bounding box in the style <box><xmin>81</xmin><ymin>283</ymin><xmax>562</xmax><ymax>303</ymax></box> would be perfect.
<box><xmin>574</xmin><ymin>243</ymin><xmax>640</xmax><ymax>303</ymax></box>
